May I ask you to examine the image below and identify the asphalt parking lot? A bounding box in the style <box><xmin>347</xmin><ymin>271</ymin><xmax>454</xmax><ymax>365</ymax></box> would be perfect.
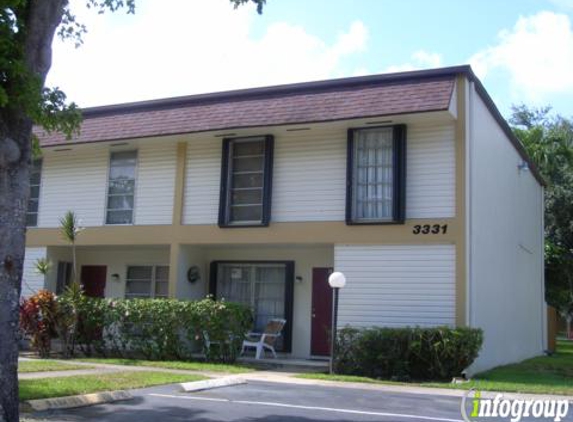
<box><xmin>32</xmin><ymin>380</ymin><xmax>573</xmax><ymax>422</ymax></box>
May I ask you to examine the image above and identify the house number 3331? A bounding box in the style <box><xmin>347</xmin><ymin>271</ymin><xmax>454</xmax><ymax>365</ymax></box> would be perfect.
<box><xmin>412</xmin><ymin>224</ymin><xmax>448</xmax><ymax>235</ymax></box>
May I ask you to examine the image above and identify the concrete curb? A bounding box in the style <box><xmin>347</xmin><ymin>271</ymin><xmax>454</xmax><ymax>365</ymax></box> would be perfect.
<box><xmin>181</xmin><ymin>377</ymin><xmax>247</xmax><ymax>392</ymax></box>
<box><xmin>24</xmin><ymin>390</ymin><xmax>133</xmax><ymax>412</ymax></box>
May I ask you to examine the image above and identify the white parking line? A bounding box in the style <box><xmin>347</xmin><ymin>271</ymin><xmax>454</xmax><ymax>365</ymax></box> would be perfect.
<box><xmin>149</xmin><ymin>393</ymin><xmax>464</xmax><ymax>422</ymax></box>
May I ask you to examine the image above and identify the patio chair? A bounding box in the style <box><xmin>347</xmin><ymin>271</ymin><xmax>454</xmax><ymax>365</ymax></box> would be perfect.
<box><xmin>241</xmin><ymin>318</ymin><xmax>286</xmax><ymax>359</ymax></box>
<box><xmin>202</xmin><ymin>331</ymin><xmax>234</xmax><ymax>352</ymax></box>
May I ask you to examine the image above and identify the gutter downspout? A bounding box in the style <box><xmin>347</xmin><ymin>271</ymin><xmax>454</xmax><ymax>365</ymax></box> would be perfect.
<box><xmin>541</xmin><ymin>186</ymin><xmax>547</xmax><ymax>351</ymax></box>
<box><xmin>466</xmin><ymin>80</ymin><xmax>474</xmax><ymax>327</ymax></box>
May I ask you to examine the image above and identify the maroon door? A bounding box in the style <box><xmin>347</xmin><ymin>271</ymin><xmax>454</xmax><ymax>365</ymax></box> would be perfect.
<box><xmin>311</xmin><ymin>267</ymin><xmax>333</xmax><ymax>356</ymax></box>
<box><xmin>80</xmin><ymin>266</ymin><xmax>107</xmax><ymax>298</ymax></box>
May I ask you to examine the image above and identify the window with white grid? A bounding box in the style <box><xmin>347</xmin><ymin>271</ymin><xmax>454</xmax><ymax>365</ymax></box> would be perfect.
<box><xmin>125</xmin><ymin>265</ymin><xmax>169</xmax><ymax>299</ymax></box>
<box><xmin>106</xmin><ymin>151</ymin><xmax>137</xmax><ymax>224</ymax></box>
<box><xmin>219</xmin><ymin>136</ymin><xmax>273</xmax><ymax>227</ymax></box>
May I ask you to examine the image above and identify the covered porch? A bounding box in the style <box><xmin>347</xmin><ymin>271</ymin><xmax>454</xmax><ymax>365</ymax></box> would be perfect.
<box><xmin>42</xmin><ymin>243</ymin><xmax>337</xmax><ymax>360</ymax></box>
<box><xmin>174</xmin><ymin>244</ymin><xmax>334</xmax><ymax>359</ymax></box>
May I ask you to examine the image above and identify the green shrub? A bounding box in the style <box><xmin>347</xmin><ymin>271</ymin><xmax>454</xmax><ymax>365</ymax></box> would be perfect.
<box><xmin>335</xmin><ymin>326</ymin><xmax>483</xmax><ymax>381</ymax></box>
<box><xmin>74</xmin><ymin>297</ymin><xmax>252</xmax><ymax>363</ymax></box>
<box><xmin>75</xmin><ymin>296</ymin><xmax>108</xmax><ymax>356</ymax></box>
<box><xmin>54</xmin><ymin>282</ymin><xmax>84</xmax><ymax>358</ymax></box>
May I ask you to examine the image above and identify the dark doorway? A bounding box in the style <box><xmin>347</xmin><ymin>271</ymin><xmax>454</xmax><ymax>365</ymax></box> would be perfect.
<box><xmin>311</xmin><ymin>267</ymin><xmax>333</xmax><ymax>356</ymax></box>
<box><xmin>56</xmin><ymin>261</ymin><xmax>73</xmax><ymax>294</ymax></box>
<box><xmin>80</xmin><ymin>265</ymin><xmax>107</xmax><ymax>298</ymax></box>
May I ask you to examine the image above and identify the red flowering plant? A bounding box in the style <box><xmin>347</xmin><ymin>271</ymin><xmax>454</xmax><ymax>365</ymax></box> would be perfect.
<box><xmin>19</xmin><ymin>290</ymin><xmax>58</xmax><ymax>358</ymax></box>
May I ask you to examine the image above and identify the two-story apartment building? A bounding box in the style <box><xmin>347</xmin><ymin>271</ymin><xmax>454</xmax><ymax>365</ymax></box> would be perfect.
<box><xmin>22</xmin><ymin>65</ymin><xmax>545</xmax><ymax>372</ymax></box>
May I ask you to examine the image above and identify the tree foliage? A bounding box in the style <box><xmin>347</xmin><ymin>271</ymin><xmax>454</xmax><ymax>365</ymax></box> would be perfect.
<box><xmin>0</xmin><ymin>1</ymin><xmax>265</xmax><ymax>421</ymax></box>
<box><xmin>0</xmin><ymin>0</ymin><xmax>265</xmax><ymax>142</ymax></box>
<box><xmin>510</xmin><ymin>105</ymin><xmax>573</xmax><ymax>321</ymax></box>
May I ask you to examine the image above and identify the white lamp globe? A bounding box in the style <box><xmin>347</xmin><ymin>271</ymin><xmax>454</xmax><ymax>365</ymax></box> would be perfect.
<box><xmin>328</xmin><ymin>272</ymin><xmax>346</xmax><ymax>289</ymax></box>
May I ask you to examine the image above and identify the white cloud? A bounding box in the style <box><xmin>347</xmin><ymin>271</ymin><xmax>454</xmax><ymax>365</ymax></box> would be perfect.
<box><xmin>384</xmin><ymin>50</ymin><xmax>443</xmax><ymax>73</ymax></box>
<box><xmin>330</xmin><ymin>21</ymin><xmax>368</xmax><ymax>56</ymax></box>
<box><xmin>549</xmin><ymin>0</ymin><xmax>573</xmax><ymax>10</ymax></box>
<box><xmin>46</xmin><ymin>0</ymin><xmax>368</xmax><ymax>107</ymax></box>
<box><xmin>411</xmin><ymin>51</ymin><xmax>442</xmax><ymax>68</ymax></box>
<box><xmin>470</xmin><ymin>11</ymin><xmax>573</xmax><ymax>101</ymax></box>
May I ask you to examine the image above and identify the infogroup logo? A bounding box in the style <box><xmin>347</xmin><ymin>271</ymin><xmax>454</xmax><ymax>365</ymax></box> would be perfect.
<box><xmin>461</xmin><ymin>390</ymin><xmax>570</xmax><ymax>422</ymax></box>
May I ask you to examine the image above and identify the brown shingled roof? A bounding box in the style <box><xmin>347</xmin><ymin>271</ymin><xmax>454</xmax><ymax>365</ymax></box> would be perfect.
<box><xmin>35</xmin><ymin>65</ymin><xmax>545</xmax><ymax>186</ymax></box>
<box><xmin>36</xmin><ymin>72</ymin><xmax>455</xmax><ymax>147</ymax></box>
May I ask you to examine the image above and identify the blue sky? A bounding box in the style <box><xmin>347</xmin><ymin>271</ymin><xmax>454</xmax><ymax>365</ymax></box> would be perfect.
<box><xmin>47</xmin><ymin>0</ymin><xmax>573</xmax><ymax>119</ymax></box>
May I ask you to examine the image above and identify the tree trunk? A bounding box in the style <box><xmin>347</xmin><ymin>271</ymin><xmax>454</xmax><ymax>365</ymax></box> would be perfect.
<box><xmin>0</xmin><ymin>117</ymin><xmax>32</xmax><ymax>422</ymax></box>
<box><xmin>0</xmin><ymin>2</ymin><xmax>67</xmax><ymax>420</ymax></box>
<box><xmin>72</xmin><ymin>241</ymin><xmax>77</xmax><ymax>284</ymax></box>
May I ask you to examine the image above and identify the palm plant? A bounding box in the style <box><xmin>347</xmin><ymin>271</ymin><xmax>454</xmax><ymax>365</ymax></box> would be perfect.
<box><xmin>22</xmin><ymin>257</ymin><xmax>52</xmax><ymax>295</ymax></box>
<box><xmin>59</xmin><ymin>210</ymin><xmax>83</xmax><ymax>285</ymax></box>
<box><xmin>57</xmin><ymin>211</ymin><xmax>84</xmax><ymax>357</ymax></box>
<box><xmin>33</xmin><ymin>257</ymin><xmax>52</xmax><ymax>276</ymax></box>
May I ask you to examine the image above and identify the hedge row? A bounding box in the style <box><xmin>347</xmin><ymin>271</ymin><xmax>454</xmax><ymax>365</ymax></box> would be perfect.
<box><xmin>22</xmin><ymin>291</ymin><xmax>483</xmax><ymax>377</ymax></box>
<box><xmin>20</xmin><ymin>290</ymin><xmax>253</xmax><ymax>362</ymax></box>
<box><xmin>77</xmin><ymin>297</ymin><xmax>253</xmax><ymax>362</ymax></box>
<box><xmin>335</xmin><ymin>326</ymin><xmax>483</xmax><ymax>380</ymax></box>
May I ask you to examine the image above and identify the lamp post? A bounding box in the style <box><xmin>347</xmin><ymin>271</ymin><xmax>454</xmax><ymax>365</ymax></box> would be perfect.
<box><xmin>328</xmin><ymin>271</ymin><xmax>346</xmax><ymax>375</ymax></box>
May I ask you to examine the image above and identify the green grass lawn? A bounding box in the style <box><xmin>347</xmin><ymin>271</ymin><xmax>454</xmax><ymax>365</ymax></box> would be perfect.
<box><xmin>18</xmin><ymin>360</ymin><xmax>93</xmax><ymax>373</ymax></box>
<box><xmin>298</xmin><ymin>340</ymin><xmax>573</xmax><ymax>395</ymax></box>
<box><xmin>75</xmin><ymin>357</ymin><xmax>254</xmax><ymax>374</ymax></box>
<box><xmin>298</xmin><ymin>372</ymin><xmax>411</xmax><ymax>386</ymax></box>
<box><xmin>19</xmin><ymin>371</ymin><xmax>206</xmax><ymax>401</ymax></box>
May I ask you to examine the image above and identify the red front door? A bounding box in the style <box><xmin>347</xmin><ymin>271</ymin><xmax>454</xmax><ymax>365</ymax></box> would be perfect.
<box><xmin>80</xmin><ymin>265</ymin><xmax>107</xmax><ymax>298</ymax></box>
<box><xmin>311</xmin><ymin>267</ymin><xmax>333</xmax><ymax>356</ymax></box>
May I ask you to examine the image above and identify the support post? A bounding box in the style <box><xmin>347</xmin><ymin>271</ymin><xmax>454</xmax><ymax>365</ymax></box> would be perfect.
<box><xmin>329</xmin><ymin>287</ymin><xmax>339</xmax><ymax>375</ymax></box>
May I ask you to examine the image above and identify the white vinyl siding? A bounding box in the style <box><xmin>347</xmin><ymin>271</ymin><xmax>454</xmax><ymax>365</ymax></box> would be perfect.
<box><xmin>39</xmin><ymin>144</ymin><xmax>176</xmax><ymax>227</ymax></box>
<box><xmin>167</xmin><ymin>121</ymin><xmax>455</xmax><ymax>225</ymax></box>
<box><xmin>183</xmin><ymin>138</ymin><xmax>221</xmax><ymax>225</ymax></box>
<box><xmin>334</xmin><ymin>244</ymin><xmax>456</xmax><ymax>327</ymax></box>
<box><xmin>272</xmin><ymin>122</ymin><xmax>454</xmax><ymax>223</ymax></box>
<box><xmin>272</xmin><ymin>129</ymin><xmax>347</xmax><ymax>222</ymax></box>
<box><xmin>22</xmin><ymin>247</ymin><xmax>47</xmax><ymax>297</ymax></box>
<box><xmin>39</xmin><ymin>148</ymin><xmax>108</xmax><ymax>227</ymax></box>
<box><xmin>135</xmin><ymin>143</ymin><xmax>177</xmax><ymax>225</ymax></box>
<box><xmin>35</xmin><ymin>120</ymin><xmax>455</xmax><ymax>228</ymax></box>
<box><xmin>468</xmin><ymin>89</ymin><xmax>544</xmax><ymax>372</ymax></box>
<box><xmin>406</xmin><ymin>123</ymin><xmax>455</xmax><ymax>218</ymax></box>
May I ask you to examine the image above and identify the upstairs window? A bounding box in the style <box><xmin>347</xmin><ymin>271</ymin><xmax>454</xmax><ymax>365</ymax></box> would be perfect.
<box><xmin>125</xmin><ymin>265</ymin><xmax>169</xmax><ymax>299</ymax></box>
<box><xmin>218</xmin><ymin>136</ymin><xmax>274</xmax><ymax>227</ymax></box>
<box><xmin>106</xmin><ymin>151</ymin><xmax>137</xmax><ymax>224</ymax></box>
<box><xmin>26</xmin><ymin>159</ymin><xmax>42</xmax><ymax>227</ymax></box>
<box><xmin>346</xmin><ymin>125</ymin><xmax>406</xmax><ymax>224</ymax></box>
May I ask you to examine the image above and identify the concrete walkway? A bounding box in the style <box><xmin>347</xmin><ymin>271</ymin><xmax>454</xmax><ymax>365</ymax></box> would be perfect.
<box><xmin>19</xmin><ymin>367</ymin><xmax>121</xmax><ymax>380</ymax></box>
<box><xmin>18</xmin><ymin>357</ymin><xmax>241</xmax><ymax>380</ymax></box>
